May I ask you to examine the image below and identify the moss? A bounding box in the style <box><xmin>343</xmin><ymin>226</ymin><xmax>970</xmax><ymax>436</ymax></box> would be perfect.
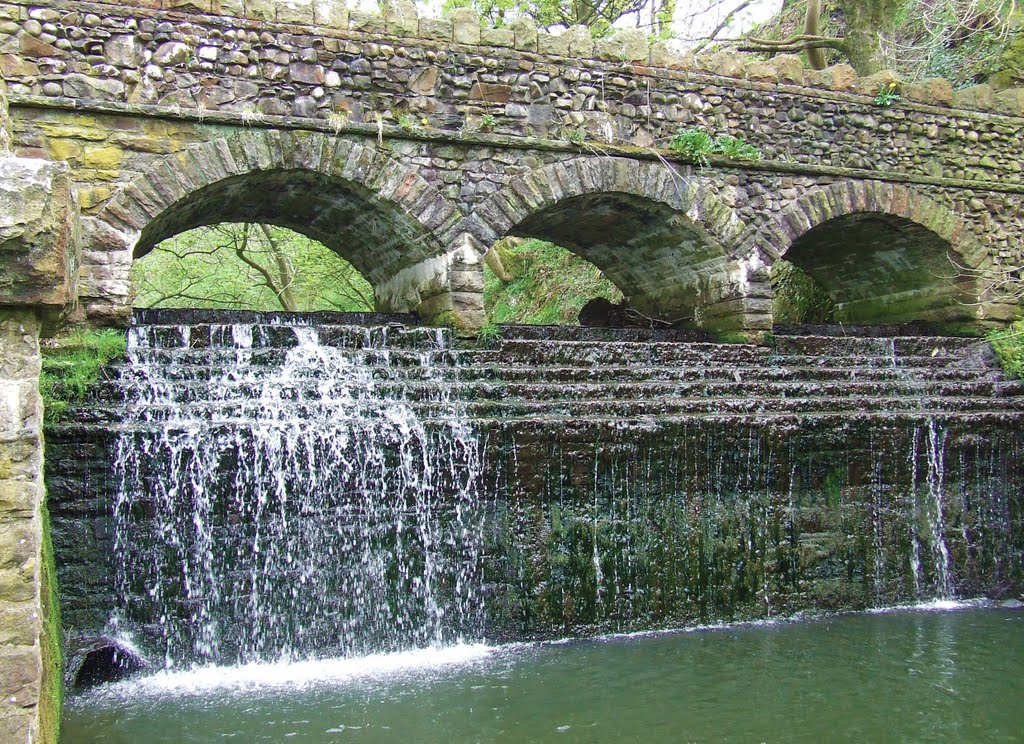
<box><xmin>38</xmin><ymin>494</ymin><xmax>63</xmax><ymax>744</ymax></box>
<box><xmin>771</xmin><ymin>260</ymin><xmax>834</xmax><ymax>324</ymax></box>
<box><xmin>39</xmin><ymin>329</ymin><xmax>126</xmax><ymax>423</ymax></box>
<box><xmin>989</xmin><ymin>320</ymin><xmax>1024</xmax><ymax>378</ymax></box>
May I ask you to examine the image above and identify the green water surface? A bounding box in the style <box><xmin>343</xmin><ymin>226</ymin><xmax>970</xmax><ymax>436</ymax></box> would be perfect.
<box><xmin>62</xmin><ymin>605</ymin><xmax>1024</xmax><ymax>743</ymax></box>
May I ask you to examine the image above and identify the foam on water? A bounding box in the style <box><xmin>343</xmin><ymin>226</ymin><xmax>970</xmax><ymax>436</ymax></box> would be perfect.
<box><xmin>86</xmin><ymin>643</ymin><xmax>496</xmax><ymax>698</ymax></box>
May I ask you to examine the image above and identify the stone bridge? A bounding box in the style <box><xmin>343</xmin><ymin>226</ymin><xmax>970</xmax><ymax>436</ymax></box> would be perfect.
<box><xmin>2</xmin><ymin>1</ymin><xmax>1024</xmax><ymax>739</ymax></box>
<box><xmin>1</xmin><ymin>0</ymin><xmax>1024</xmax><ymax>333</ymax></box>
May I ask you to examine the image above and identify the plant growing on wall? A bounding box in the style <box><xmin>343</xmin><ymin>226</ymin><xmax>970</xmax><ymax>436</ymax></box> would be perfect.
<box><xmin>667</xmin><ymin>128</ymin><xmax>762</xmax><ymax>165</ymax></box>
<box><xmin>874</xmin><ymin>81</ymin><xmax>902</xmax><ymax>106</ymax></box>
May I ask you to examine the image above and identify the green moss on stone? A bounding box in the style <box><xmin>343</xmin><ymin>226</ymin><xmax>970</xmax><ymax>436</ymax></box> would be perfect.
<box><xmin>39</xmin><ymin>495</ymin><xmax>63</xmax><ymax>744</ymax></box>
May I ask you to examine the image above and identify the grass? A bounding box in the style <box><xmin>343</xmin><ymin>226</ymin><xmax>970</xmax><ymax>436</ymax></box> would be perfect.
<box><xmin>40</xmin><ymin>329</ymin><xmax>127</xmax><ymax>423</ymax></box>
<box><xmin>989</xmin><ymin>320</ymin><xmax>1024</xmax><ymax>378</ymax></box>
<box><xmin>484</xmin><ymin>239</ymin><xmax>623</xmax><ymax>325</ymax></box>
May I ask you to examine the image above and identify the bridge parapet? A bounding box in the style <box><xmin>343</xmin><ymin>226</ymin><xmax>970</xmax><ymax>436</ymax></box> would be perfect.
<box><xmin>3</xmin><ymin>0</ymin><xmax>1024</xmax><ymax>186</ymax></box>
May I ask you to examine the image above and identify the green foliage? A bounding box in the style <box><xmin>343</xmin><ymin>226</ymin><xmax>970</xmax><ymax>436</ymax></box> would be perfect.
<box><xmin>667</xmin><ymin>128</ymin><xmax>715</xmax><ymax>164</ymax></box>
<box><xmin>873</xmin><ymin>81</ymin><xmax>902</xmax><ymax>106</ymax></box>
<box><xmin>476</xmin><ymin>322</ymin><xmax>503</xmax><ymax>346</ymax></box>
<box><xmin>480</xmin><ymin>113</ymin><xmax>497</xmax><ymax>131</ymax></box>
<box><xmin>749</xmin><ymin>0</ymin><xmax>1019</xmax><ymax>87</ymax></box>
<box><xmin>989</xmin><ymin>321</ymin><xmax>1024</xmax><ymax>378</ymax></box>
<box><xmin>133</xmin><ymin>225</ymin><xmax>374</xmax><ymax>313</ymax></box>
<box><xmin>714</xmin><ymin>134</ymin><xmax>762</xmax><ymax>160</ymax></box>
<box><xmin>667</xmin><ymin>129</ymin><xmax>762</xmax><ymax>165</ymax></box>
<box><xmin>39</xmin><ymin>495</ymin><xmax>63</xmax><ymax>744</ymax></box>
<box><xmin>566</xmin><ymin>127</ymin><xmax>586</xmax><ymax>144</ymax></box>
<box><xmin>40</xmin><ymin>329</ymin><xmax>126</xmax><ymax>423</ymax></box>
<box><xmin>442</xmin><ymin>0</ymin><xmax>674</xmax><ymax>37</ymax></box>
<box><xmin>484</xmin><ymin>238</ymin><xmax>623</xmax><ymax>325</ymax></box>
<box><xmin>771</xmin><ymin>260</ymin><xmax>835</xmax><ymax>324</ymax></box>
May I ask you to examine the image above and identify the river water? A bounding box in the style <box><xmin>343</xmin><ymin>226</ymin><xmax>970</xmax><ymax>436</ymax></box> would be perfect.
<box><xmin>62</xmin><ymin>603</ymin><xmax>1024</xmax><ymax>743</ymax></box>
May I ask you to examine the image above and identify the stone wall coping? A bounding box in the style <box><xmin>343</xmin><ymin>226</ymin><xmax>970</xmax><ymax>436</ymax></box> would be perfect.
<box><xmin>8</xmin><ymin>0</ymin><xmax>1024</xmax><ymax>120</ymax></box>
<box><xmin>11</xmin><ymin>93</ymin><xmax>1024</xmax><ymax>197</ymax></box>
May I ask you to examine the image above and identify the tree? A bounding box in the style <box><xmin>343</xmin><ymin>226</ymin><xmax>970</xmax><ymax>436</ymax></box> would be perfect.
<box><xmin>741</xmin><ymin>0</ymin><xmax>905</xmax><ymax>74</ymax></box>
<box><xmin>132</xmin><ymin>224</ymin><xmax>374</xmax><ymax>312</ymax></box>
<box><xmin>444</xmin><ymin>0</ymin><xmax>677</xmax><ymax>36</ymax></box>
<box><xmin>741</xmin><ymin>0</ymin><xmax>1018</xmax><ymax>76</ymax></box>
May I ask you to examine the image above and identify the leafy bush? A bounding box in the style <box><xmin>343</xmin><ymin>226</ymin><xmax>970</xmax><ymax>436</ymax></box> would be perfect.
<box><xmin>989</xmin><ymin>321</ymin><xmax>1024</xmax><ymax>378</ymax></box>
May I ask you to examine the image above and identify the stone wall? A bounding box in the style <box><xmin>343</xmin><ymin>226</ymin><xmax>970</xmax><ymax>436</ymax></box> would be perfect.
<box><xmin>0</xmin><ymin>154</ymin><xmax>80</xmax><ymax>743</ymax></box>
<box><xmin>0</xmin><ymin>310</ymin><xmax>45</xmax><ymax>743</ymax></box>
<box><xmin>3</xmin><ymin>0</ymin><xmax>1024</xmax><ymax>183</ymax></box>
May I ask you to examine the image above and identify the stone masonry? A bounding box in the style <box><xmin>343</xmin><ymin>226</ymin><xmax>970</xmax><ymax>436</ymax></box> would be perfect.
<box><xmin>0</xmin><ymin>151</ymin><xmax>79</xmax><ymax>741</ymax></box>
<box><xmin>2</xmin><ymin>0</ymin><xmax>1024</xmax><ymax>329</ymax></box>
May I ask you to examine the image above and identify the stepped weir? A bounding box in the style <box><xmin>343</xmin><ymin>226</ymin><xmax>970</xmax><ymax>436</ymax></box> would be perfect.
<box><xmin>47</xmin><ymin>311</ymin><xmax>1024</xmax><ymax>677</ymax></box>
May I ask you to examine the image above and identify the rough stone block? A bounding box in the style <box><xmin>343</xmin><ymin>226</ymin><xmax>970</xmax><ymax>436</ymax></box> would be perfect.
<box><xmin>648</xmin><ymin>42</ymin><xmax>691</xmax><ymax>70</ymax></box>
<box><xmin>538</xmin><ymin>31</ymin><xmax>569</xmax><ymax>57</ymax></box>
<box><xmin>447</xmin><ymin>8</ymin><xmax>480</xmax><ymax>45</ymax></box>
<box><xmin>480</xmin><ymin>28</ymin><xmax>514</xmax><ymax>47</ymax></box>
<box><xmin>564</xmin><ymin>25</ymin><xmax>593</xmax><ymax>58</ymax></box>
<box><xmin>994</xmin><ymin>87</ymin><xmax>1024</xmax><ymax>116</ymax></box>
<box><xmin>608</xmin><ymin>28</ymin><xmax>647</xmax><ymax>63</ymax></box>
<box><xmin>0</xmin><ymin>76</ymin><xmax>8</xmax><ymax>154</ymax></box>
<box><xmin>314</xmin><ymin>0</ymin><xmax>348</xmax><ymax>28</ymax></box>
<box><xmin>165</xmin><ymin>0</ymin><xmax>213</xmax><ymax>12</ymax></box>
<box><xmin>698</xmin><ymin>50</ymin><xmax>744</xmax><ymax>78</ymax></box>
<box><xmin>904</xmin><ymin>77</ymin><xmax>953</xmax><ymax>106</ymax></box>
<box><xmin>0</xmin><ymin>158</ymin><xmax>80</xmax><ymax>310</ymax></box>
<box><xmin>382</xmin><ymin>0</ymin><xmax>418</xmax><ymax>36</ymax></box>
<box><xmin>952</xmin><ymin>83</ymin><xmax>994</xmax><ymax>111</ymax></box>
<box><xmin>508</xmin><ymin>16</ymin><xmax>537</xmax><ymax>52</ymax></box>
<box><xmin>347</xmin><ymin>11</ymin><xmax>385</xmax><ymax>35</ymax></box>
<box><xmin>810</xmin><ymin>63</ymin><xmax>857</xmax><ymax>92</ymax></box>
<box><xmin>275</xmin><ymin>0</ymin><xmax>315</xmax><ymax>24</ymax></box>
<box><xmin>769</xmin><ymin>54</ymin><xmax>805</xmax><ymax>84</ymax></box>
<box><xmin>745</xmin><ymin>61</ymin><xmax>777</xmax><ymax>83</ymax></box>
<box><xmin>418</xmin><ymin>18</ymin><xmax>452</xmax><ymax>42</ymax></box>
<box><xmin>242</xmin><ymin>0</ymin><xmax>275</xmax><ymax>21</ymax></box>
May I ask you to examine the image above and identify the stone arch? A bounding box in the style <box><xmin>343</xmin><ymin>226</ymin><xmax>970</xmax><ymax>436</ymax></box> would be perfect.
<box><xmin>467</xmin><ymin>157</ymin><xmax>761</xmax><ymax>330</ymax></box>
<box><xmin>752</xmin><ymin>180</ymin><xmax>987</xmax><ymax>325</ymax></box>
<box><xmin>96</xmin><ymin>129</ymin><xmax>465</xmax><ymax>316</ymax></box>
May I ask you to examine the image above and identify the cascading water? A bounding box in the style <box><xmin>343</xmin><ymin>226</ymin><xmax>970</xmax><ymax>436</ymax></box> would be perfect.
<box><xmin>111</xmin><ymin>321</ymin><xmax>484</xmax><ymax>667</ymax></box>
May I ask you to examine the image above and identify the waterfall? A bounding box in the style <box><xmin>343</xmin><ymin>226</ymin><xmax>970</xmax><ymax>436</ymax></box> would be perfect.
<box><xmin>111</xmin><ymin>322</ymin><xmax>484</xmax><ymax>667</ymax></box>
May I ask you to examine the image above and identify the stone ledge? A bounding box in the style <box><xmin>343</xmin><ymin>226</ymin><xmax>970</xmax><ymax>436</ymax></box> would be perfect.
<box><xmin>11</xmin><ymin>95</ymin><xmax>1024</xmax><ymax>197</ymax></box>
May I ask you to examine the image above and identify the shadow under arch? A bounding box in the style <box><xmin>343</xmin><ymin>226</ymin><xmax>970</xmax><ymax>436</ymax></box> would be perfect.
<box><xmin>98</xmin><ymin>130</ymin><xmax>465</xmax><ymax>311</ymax></box>
<box><xmin>467</xmin><ymin>157</ymin><xmax>758</xmax><ymax>329</ymax></box>
<box><xmin>753</xmin><ymin>181</ymin><xmax>987</xmax><ymax>325</ymax></box>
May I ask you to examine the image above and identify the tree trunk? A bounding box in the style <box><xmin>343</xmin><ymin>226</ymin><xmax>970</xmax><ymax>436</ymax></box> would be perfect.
<box><xmin>804</xmin><ymin>0</ymin><xmax>827</xmax><ymax>70</ymax></box>
<box><xmin>839</xmin><ymin>0</ymin><xmax>903</xmax><ymax>75</ymax></box>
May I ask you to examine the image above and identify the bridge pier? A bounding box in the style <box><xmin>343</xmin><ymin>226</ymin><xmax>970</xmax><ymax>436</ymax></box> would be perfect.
<box><xmin>373</xmin><ymin>233</ymin><xmax>485</xmax><ymax>332</ymax></box>
<box><xmin>0</xmin><ymin>154</ymin><xmax>79</xmax><ymax>744</ymax></box>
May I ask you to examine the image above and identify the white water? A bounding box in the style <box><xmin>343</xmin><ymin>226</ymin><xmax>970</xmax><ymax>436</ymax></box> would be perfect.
<box><xmin>112</xmin><ymin>323</ymin><xmax>484</xmax><ymax>667</ymax></box>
